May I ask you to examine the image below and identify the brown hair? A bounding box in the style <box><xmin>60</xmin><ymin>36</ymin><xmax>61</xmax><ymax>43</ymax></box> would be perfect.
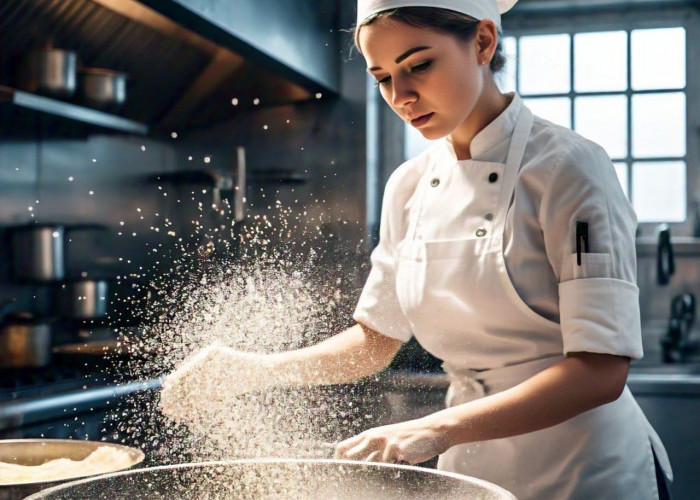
<box><xmin>354</xmin><ymin>7</ymin><xmax>506</xmax><ymax>73</ymax></box>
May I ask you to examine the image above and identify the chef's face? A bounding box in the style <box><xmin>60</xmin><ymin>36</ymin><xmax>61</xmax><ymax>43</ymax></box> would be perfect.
<box><xmin>359</xmin><ymin>17</ymin><xmax>485</xmax><ymax>140</ymax></box>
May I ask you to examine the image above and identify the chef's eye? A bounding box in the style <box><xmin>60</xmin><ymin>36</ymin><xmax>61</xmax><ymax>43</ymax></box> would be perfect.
<box><xmin>411</xmin><ymin>61</ymin><xmax>432</xmax><ymax>73</ymax></box>
<box><xmin>374</xmin><ymin>76</ymin><xmax>391</xmax><ymax>87</ymax></box>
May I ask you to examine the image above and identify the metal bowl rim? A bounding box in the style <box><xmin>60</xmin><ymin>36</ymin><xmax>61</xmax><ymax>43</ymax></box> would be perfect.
<box><xmin>0</xmin><ymin>438</ymin><xmax>144</xmax><ymax>487</ymax></box>
<box><xmin>23</xmin><ymin>458</ymin><xmax>516</xmax><ymax>499</ymax></box>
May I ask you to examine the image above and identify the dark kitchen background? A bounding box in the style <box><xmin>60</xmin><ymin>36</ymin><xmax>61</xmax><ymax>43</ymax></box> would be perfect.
<box><xmin>0</xmin><ymin>1</ymin><xmax>699</xmax><ymax>498</ymax></box>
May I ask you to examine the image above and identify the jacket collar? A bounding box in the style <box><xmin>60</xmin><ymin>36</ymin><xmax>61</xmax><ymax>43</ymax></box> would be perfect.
<box><xmin>444</xmin><ymin>92</ymin><xmax>522</xmax><ymax>163</ymax></box>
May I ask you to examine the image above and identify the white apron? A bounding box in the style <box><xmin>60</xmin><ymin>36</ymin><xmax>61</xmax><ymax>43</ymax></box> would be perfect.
<box><xmin>394</xmin><ymin>105</ymin><xmax>670</xmax><ymax>500</ymax></box>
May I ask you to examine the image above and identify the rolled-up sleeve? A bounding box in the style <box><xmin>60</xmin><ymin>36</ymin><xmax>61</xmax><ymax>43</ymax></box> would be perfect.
<box><xmin>353</xmin><ymin>170</ymin><xmax>414</xmax><ymax>343</ymax></box>
<box><xmin>540</xmin><ymin>139</ymin><xmax>643</xmax><ymax>360</ymax></box>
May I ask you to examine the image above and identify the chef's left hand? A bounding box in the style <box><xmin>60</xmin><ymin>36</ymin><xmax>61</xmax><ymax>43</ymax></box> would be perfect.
<box><xmin>334</xmin><ymin>416</ymin><xmax>450</xmax><ymax>465</ymax></box>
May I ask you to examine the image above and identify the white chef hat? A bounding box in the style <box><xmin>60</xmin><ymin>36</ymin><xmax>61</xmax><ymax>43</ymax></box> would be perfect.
<box><xmin>356</xmin><ymin>0</ymin><xmax>518</xmax><ymax>30</ymax></box>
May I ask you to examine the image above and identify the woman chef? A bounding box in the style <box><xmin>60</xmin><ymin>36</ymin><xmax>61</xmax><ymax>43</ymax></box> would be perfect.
<box><xmin>161</xmin><ymin>0</ymin><xmax>673</xmax><ymax>498</ymax></box>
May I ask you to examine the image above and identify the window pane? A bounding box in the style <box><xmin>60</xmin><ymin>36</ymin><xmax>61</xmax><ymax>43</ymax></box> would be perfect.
<box><xmin>632</xmin><ymin>161</ymin><xmax>686</xmax><ymax>222</ymax></box>
<box><xmin>575</xmin><ymin>31</ymin><xmax>627</xmax><ymax>92</ymax></box>
<box><xmin>524</xmin><ymin>97</ymin><xmax>571</xmax><ymax>128</ymax></box>
<box><xmin>632</xmin><ymin>92</ymin><xmax>686</xmax><ymax>158</ymax></box>
<box><xmin>613</xmin><ymin>162</ymin><xmax>629</xmax><ymax>198</ymax></box>
<box><xmin>497</xmin><ymin>36</ymin><xmax>517</xmax><ymax>93</ymax></box>
<box><xmin>519</xmin><ymin>34</ymin><xmax>571</xmax><ymax>94</ymax></box>
<box><xmin>631</xmin><ymin>27</ymin><xmax>686</xmax><ymax>90</ymax></box>
<box><xmin>575</xmin><ymin>95</ymin><xmax>627</xmax><ymax>159</ymax></box>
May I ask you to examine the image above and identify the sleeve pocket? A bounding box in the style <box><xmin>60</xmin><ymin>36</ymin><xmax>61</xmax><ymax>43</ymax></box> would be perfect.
<box><xmin>571</xmin><ymin>252</ymin><xmax>612</xmax><ymax>279</ymax></box>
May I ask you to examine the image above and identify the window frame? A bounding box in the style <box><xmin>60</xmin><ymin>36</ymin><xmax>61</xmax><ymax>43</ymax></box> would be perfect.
<box><xmin>502</xmin><ymin>5</ymin><xmax>700</xmax><ymax>237</ymax></box>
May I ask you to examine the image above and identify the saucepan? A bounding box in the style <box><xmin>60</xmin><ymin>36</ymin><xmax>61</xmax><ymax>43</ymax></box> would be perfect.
<box><xmin>0</xmin><ymin>439</ymin><xmax>144</xmax><ymax>500</ymax></box>
<box><xmin>6</xmin><ymin>223</ymin><xmax>110</xmax><ymax>283</ymax></box>
<box><xmin>14</xmin><ymin>47</ymin><xmax>78</xmax><ymax>98</ymax></box>
<box><xmin>22</xmin><ymin>459</ymin><xmax>517</xmax><ymax>499</ymax></box>
<box><xmin>8</xmin><ymin>225</ymin><xmax>65</xmax><ymax>283</ymax></box>
<box><xmin>78</xmin><ymin>67</ymin><xmax>127</xmax><ymax>109</ymax></box>
<box><xmin>58</xmin><ymin>279</ymin><xmax>110</xmax><ymax>320</ymax></box>
<box><xmin>0</xmin><ymin>309</ymin><xmax>53</xmax><ymax>369</ymax></box>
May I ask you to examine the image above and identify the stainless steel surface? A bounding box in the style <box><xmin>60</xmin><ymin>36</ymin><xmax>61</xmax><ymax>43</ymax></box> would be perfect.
<box><xmin>78</xmin><ymin>68</ymin><xmax>127</xmax><ymax>108</ymax></box>
<box><xmin>139</xmin><ymin>0</ymin><xmax>339</xmax><ymax>90</ymax></box>
<box><xmin>0</xmin><ymin>439</ymin><xmax>144</xmax><ymax>500</ymax></box>
<box><xmin>0</xmin><ymin>85</ymin><xmax>149</xmax><ymax>134</ymax></box>
<box><xmin>9</xmin><ymin>225</ymin><xmax>64</xmax><ymax>283</ymax></box>
<box><xmin>0</xmin><ymin>379</ymin><xmax>160</xmax><ymax>432</ymax></box>
<box><xmin>59</xmin><ymin>280</ymin><xmax>109</xmax><ymax>319</ymax></box>
<box><xmin>0</xmin><ymin>0</ymin><xmax>331</xmax><ymax>128</ymax></box>
<box><xmin>15</xmin><ymin>48</ymin><xmax>77</xmax><ymax>98</ymax></box>
<box><xmin>24</xmin><ymin>459</ymin><xmax>517</xmax><ymax>499</ymax></box>
<box><xmin>0</xmin><ymin>321</ymin><xmax>51</xmax><ymax>369</ymax></box>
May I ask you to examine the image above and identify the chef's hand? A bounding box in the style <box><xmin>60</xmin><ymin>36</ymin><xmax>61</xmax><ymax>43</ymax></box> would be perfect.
<box><xmin>333</xmin><ymin>416</ymin><xmax>451</xmax><ymax>465</ymax></box>
<box><xmin>159</xmin><ymin>342</ymin><xmax>269</xmax><ymax>422</ymax></box>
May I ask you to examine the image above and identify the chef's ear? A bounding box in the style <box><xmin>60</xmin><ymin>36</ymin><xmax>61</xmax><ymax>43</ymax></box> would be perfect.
<box><xmin>474</xmin><ymin>20</ymin><xmax>499</xmax><ymax>67</ymax></box>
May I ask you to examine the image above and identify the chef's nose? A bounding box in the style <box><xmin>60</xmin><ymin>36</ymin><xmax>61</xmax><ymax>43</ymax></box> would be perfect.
<box><xmin>391</xmin><ymin>78</ymin><xmax>417</xmax><ymax>107</ymax></box>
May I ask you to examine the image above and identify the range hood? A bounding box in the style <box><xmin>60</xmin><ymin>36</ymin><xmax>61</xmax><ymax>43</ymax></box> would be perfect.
<box><xmin>0</xmin><ymin>0</ymin><xmax>339</xmax><ymax>132</ymax></box>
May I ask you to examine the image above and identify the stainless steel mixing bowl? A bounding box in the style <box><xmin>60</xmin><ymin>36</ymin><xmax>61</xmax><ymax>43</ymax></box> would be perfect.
<box><xmin>24</xmin><ymin>458</ymin><xmax>517</xmax><ymax>499</ymax></box>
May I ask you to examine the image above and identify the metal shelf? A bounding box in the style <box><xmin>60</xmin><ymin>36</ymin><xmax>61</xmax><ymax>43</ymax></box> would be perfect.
<box><xmin>0</xmin><ymin>85</ymin><xmax>148</xmax><ymax>135</ymax></box>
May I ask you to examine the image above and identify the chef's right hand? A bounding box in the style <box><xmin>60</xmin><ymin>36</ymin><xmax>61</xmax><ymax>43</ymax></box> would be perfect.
<box><xmin>159</xmin><ymin>342</ymin><xmax>269</xmax><ymax>422</ymax></box>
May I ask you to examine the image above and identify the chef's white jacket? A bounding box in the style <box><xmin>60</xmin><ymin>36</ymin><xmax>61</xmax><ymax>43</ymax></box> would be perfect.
<box><xmin>354</xmin><ymin>93</ymin><xmax>643</xmax><ymax>366</ymax></box>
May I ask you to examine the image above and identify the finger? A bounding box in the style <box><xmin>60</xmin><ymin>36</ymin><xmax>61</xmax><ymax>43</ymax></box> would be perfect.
<box><xmin>363</xmin><ymin>450</ymin><xmax>382</xmax><ymax>463</ymax></box>
<box><xmin>344</xmin><ymin>440</ymin><xmax>376</xmax><ymax>461</ymax></box>
<box><xmin>334</xmin><ymin>436</ymin><xmax>362</xmax><ymax>459</ymax></box>
<box><xmin>381</xmin><ymin>442</ymin><xmax>401</xmax><ymax>464</ymax></box>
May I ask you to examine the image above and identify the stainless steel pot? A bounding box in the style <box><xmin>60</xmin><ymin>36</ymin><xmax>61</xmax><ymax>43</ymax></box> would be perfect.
<box><xmin>8</xmin><ymin>223</ymin><xmax>110</xmax><ymax>283</ymax></box>
<box><xmin>9</xmin><ymin>225</ymin><xmax>65</xmax><ymax>283</ymax></box>
<box><xmin>15</xmin><ymin>48</ymin><xmax>78</xmax><ymax>98</ymax></box>
<box><xmin>59</xmin><ymin>280</ymin><xmax>109</xmax><ymax>320</ymax></box>
<box><xmin>0</xmin><ymin>439</ymin><xmax>144</xmax><ymax>500</ymax></box>
<box><xmin>0</xmin><ymin>312</ymin><xmax>52</xmax><ymax>368</ymax></box>
<box><xmin>78</xmin><ymin>68</ymin><xmax>127</xmax><ymax>108</ymax></box>
<box><xmin>22</xmin><ymin>459</ymin><xmax>517</xmax><ymax>499</ymax></box>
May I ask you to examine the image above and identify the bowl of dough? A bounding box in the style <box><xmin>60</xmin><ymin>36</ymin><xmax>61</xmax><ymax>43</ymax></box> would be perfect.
<box><xmin>0</xmin><ymin>439</ymin><xmax>144</xmax><ymax>500</ymax></box>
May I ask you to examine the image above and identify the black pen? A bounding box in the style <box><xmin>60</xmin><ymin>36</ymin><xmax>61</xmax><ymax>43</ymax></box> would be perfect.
<box><xmin>576</xmin><ymin>221</ymin><xmax>589</xmax><ymax>266</ymax></box>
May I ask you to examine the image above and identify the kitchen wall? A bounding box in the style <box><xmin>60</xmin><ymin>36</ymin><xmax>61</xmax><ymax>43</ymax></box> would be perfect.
<box><xmin>0</xmin><ymin>1</ymin><xmax>369</xmax><ymax>328</ymax></box>
<box><xmin>0</xmin><ymin>127</ymin><xmax>181</xmax><ymax>318</ymax></box>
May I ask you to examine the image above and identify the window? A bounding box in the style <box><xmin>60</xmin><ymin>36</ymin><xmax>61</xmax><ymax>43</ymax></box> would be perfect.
<box><xmin>498</xmin><ymin>27</ymin><xmax>688</xmax><ymax>223</ymax></box>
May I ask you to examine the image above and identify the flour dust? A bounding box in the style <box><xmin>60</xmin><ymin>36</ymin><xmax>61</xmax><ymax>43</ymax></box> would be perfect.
<box><xmin>99</xmin><ymin>197</ymin><xmax>386</xmax><ymax>467</ymax></box>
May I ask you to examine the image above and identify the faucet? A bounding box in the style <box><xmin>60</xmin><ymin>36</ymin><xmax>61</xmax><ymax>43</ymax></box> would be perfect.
<box><xmin>661</xmin><ymin>293</ymin><xmax>699</xmax><ymax>363</ymax></box>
